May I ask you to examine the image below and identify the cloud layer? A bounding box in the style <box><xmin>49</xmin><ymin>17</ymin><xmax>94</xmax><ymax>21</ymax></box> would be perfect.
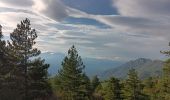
<box><xmin>0</xmin><ymin>0</ymin><xmax>169</xmax><ymax>61</ymax></box>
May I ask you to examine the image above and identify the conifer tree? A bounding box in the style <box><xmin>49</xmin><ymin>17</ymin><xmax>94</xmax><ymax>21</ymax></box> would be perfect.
<box><xmin>56</xmin><ymin>45</ymin><xmax>86</xmax><ymax>100</ymax></box>
<box><xmin>124</xmin><ymin>68</ymin><xmax>147</xmax><ymax>100</ymax></box>
<box><xmin>27</xmin><ymin>58</ymin><xmax>52</xmax><ymax>99</ymax></box>
<box><xmin>0</xmin><ymin>25</ymin><xmax>7</xmax><ymax>99</ymax></box>
<box><xmin>80</xmin><ymin>73</ymin><xmax>93</xmax><ymax>100</ymax></box>
<box><xmin>91</xmin><ymin>75</ymin><xmax>100</xmax><ymax>92</ymax></box>
<box><xmin>159</xmin><ymin>59</ymin><xmax>170</xmax><ymax>100</ymax></box>
<box><xmin>9</xmin><ymin>18</ymin><xmax>51</xmax><ymax>100</ymax></box>
<box><xmin>0</xmin><ymin>25</ymin><xmax>5</xmax><ymax>82</ymax></box>
<box><xmin>143</xmin><ymin>77</ymin><xmax>158</xmax><ymax>100</ymax></box>
<box><xmin>91</xmin><ymin>75</ymin><xmax>102</xmax><ymax>99</ymax></box>
<box><xmin>93</xmin><ymin>82</ymin><xmax>104</xmax><ymax>100</ymax></box>
<box><xmin>0</xmin><ymin>25</ymin><xmax>22</xmax><ymax>100</ymax></box>
<box><xmin>0</xmin><ymin>25</ymin><xmax>2</xmax><ymax>38</ymax></box>
<box><xmin>0</xmin><ymin>25</ymin><xmax>7</xmax><ymax>79</ymax></box>
<box><xmin>160</xmin><ymin>44</ymin><xmax>170</xmax><ymax>99</ymax></box>
<box><xmin>104</xmin><ymin>77</ymin><xmax>123</xmax><ymax>100</ymax></box>
<box><xmin>0</xmin><ymin>25</ymin><xmax>13</xmax><ymax>99</ymax></box>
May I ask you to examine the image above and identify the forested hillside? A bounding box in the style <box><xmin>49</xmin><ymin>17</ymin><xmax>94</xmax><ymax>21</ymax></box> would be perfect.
<box><xmin>100</xmin><ymin>58</ymin><xmax>163</xmax><ymax>80</ymax></box>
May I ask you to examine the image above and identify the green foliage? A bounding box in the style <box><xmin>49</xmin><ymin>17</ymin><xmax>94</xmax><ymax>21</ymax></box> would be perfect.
<box><xmin>93</xmin><ymin>83</ymin><xmax>104</xmax><ymax>100</ymax></box>
<box><xmin>123</xmin><ymin>68</ymin><xmax>148</xmax><ymax>100</ymax></box>
<box><xmin>9</xmin><ymin>18</ymin><xmax>51</xmax><ymax>100</ymax></box>
<box><xmin>159</xmin><ymin>45</ymin><xmax>170</xmax><ymax>100</ymax></box>
<box><xmin>0</xmin><ymin>19</ymin><xmax>51</xmax><ymax>100</ymax></box>
<box><xmin>104</xmin><ymin>77</ymin><xmax>123</xmax><ymax>100</ymax></box>
<box><xmin>101</xmin><ymin>58</ymin><xmax>163</xmax><ymax>80</ymax></box>
<box><xmin>91</xmin><ymin>75</ymin><xmax>100</xmax><ymax>92</ymax></box>
<box><xmin>163</xmin><ymin>59</ymin><xmax>170</xmax><ymax>78</ymax></box>
<box><xmin>0</xmin><ymin>25</ymin><xmax>2</xmax><ymax>39</ymax></box>
<box><xmin>143</xmin><ymin>77</ymin><xmax>160</xmax><ymax>100</ymax></box>
<box><xmin>55</xmin><ymin>45</ymin><xmax>90</xmax><ymax>100</ymax></box>
<box><xmin>0</xmin><ymin>25</ymin><xmax>22</xmax><ymax>100</ymax></box>
<box><xmin>79</xmin><ymin>73</ymin><xmax>93</xmax><ymax>99</ymax></box>
<box><xmin>158</xmin><ymin>59</ymin><xmax>170</xmax><ymax>100</ymax></box>
<box><xmin>27</xmin><ymin>58</ymin><xmax>52</xmax><ymax>99</ymax></box>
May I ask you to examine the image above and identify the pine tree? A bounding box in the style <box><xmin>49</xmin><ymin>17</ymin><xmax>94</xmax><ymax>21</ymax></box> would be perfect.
<box><xmin>160</xmin><ymin>43</ymin><xmax>170</xmax><ymax>99</ymax></box>
<box><xmin>159</xmin><ymin>59</ymin><xmax>170</xmax><ymax>100</ymax></box>
<box><xmin>9</xmin><ymin>18</ymin><xmax>51</xmax><ymax>100</ymax></box>
<box><xmin>104</xmin><ymin>77</ymin><xmax>123</xmax><ymax>100</ymax></box>
<box><xmin>0</xmin><ymin>25</ymin><xmax>5</xmax><ymax>85</ymax></box>
<box><xmin>0</xmin><ymin>25</ymin><xmax>8</xmax><ymax>99</ymax></box>
<box><xmin>124</xmin><ymin>68</ymin><xmax>148</xmax><ymax>100</ymax></box>
<box><xmin>27</xmin><ymin>58</ymin><xmax>52</xmax><ymax>99</ymax></box>
<box><xmin>0</xmin><ymin>25</ymin><xmax>2</xmax><ymax>38</ymax></box>
<box><xmin>56</xmin><ymin>45</ymin><xmax>86</xmax><ymax>100</ymax></box>
<box><xmin>79</xmin><ymin>73</ymin><xmax>93</xmax><ymax>100</ymax></box>
<box><xmin>92</xmin><ymin>80</ymin><xmax>104</xmax><ymax>100</ymax></box>
<box><xmin>91</xmin><ymin>75</ymin><xmax>100</xmax><ymax>92</ymax></box>
<box><xmin>0</xmin><ymin>25</ymin><xmax>20</xmax><ymax>100</ymax></box>
<box><xmin>0</xmin><ymin>25</ymin><xmax>19</xmax><ymax>99</ymax></box>
<box><xmin>143</xmin><ymin>77</ymin><xmax>159</xmax><ymax>100</ymax></box>
<box><xmin>0</xmin><ymin>25</ymin><xmax>7</xmax><ymax>81</ymax></box>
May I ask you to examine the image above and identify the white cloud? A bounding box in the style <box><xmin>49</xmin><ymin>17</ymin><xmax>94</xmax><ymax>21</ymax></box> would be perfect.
<box><xmin>113</xmin><ymin>0</ymin><xmax>170</xmax><ymax>18</ymax></box>
<box><xmin>32</xmin><ymin>0</ymin><xmax>68</xmax><ymax>21</ymax></box>
<box><xmin>0</xmin><ymin>0</ymin><xmax>33</xmax><ymax>7</ymax></box>
<box><xmin>0</xmin><ymin>0</ymin><xmax>169</xmax><ymax>61</ymax></box>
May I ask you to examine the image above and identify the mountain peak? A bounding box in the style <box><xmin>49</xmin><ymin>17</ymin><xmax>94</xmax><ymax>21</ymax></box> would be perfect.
<box><xmin>135</xmin><ymin>58</ymin><xmax>152</xmax><ymax>62</ymax></box>
<box><xmin>131</xmin><ymin>58</ymin><xmax>152</xmax><ymax>65</ymax></box>
<box><xmin>99</xmin><ymin>58</ymin><xmax>163</xmax><ymax>80</ymax></box>
<box><xmin>39</xmin><ymin>52</ymin><xmax>122</xmax><ymax>76</ymax></box>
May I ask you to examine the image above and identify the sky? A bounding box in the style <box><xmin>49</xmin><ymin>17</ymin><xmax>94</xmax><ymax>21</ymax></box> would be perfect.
<box><xmin>0</xmin><ymin>0</ymin><xmax>170</xmax><ymax>61</ymax></box>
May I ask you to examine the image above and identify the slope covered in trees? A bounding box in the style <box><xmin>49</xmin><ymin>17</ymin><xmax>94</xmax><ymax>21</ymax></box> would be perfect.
<box><xmin>100</xmin><ymin>58</ymin><xmax>163</xmax><ymax>79</ymax></box>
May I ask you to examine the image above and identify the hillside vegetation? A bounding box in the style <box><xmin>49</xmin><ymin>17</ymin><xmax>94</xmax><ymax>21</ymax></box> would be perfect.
<box><xmin>100</xmin><ymin>58</ymin><xmax>163</xmax><ymax>79</ymax></box>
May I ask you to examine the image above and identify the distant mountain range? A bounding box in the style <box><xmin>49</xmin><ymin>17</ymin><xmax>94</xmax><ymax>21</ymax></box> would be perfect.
<box><xmin>39</xmin><ymin>52</ymin><xmax>123</xmax><ymax>77</ymax></box>
<box><xmin>38</xmin><ymin>53</ymin><xmax>164</xmax><ymax>79</ymax></box>
<box><xmin>99</xmin><ymin>58</ymin><xmax>164</xmax><ymax>80</ymax></box>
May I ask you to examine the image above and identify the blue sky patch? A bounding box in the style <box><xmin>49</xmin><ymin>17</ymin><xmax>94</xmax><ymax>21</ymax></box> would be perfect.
<box><xmin>63</xmin><ymin>0</ymin><xmax>118</xmax><ymax>15</ymax></box>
